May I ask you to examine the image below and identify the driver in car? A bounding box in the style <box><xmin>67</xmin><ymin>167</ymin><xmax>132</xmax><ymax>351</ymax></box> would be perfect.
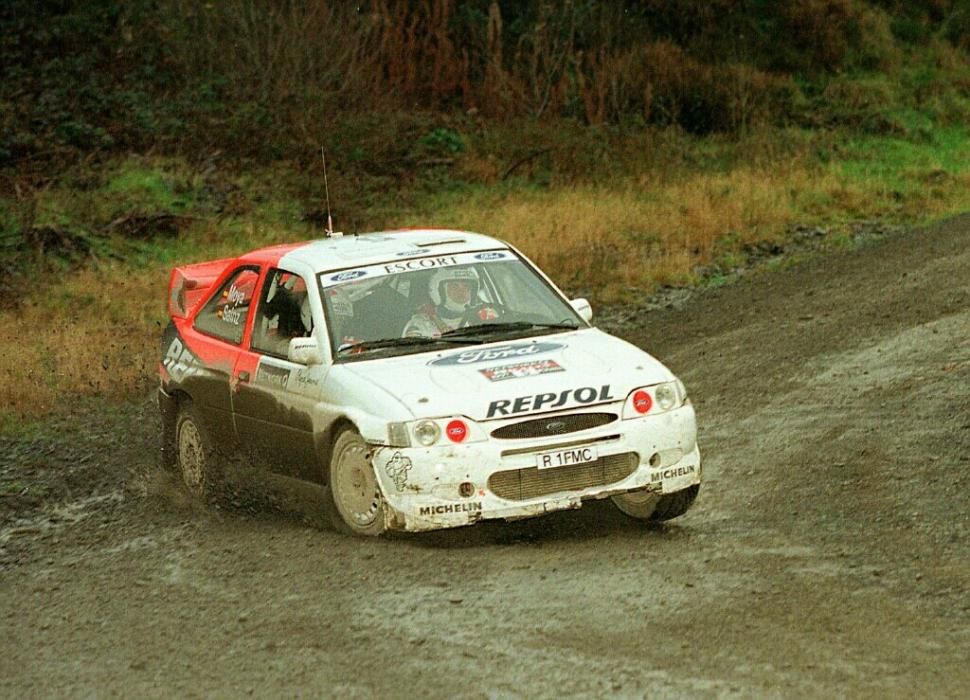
<box><xmin>402</xmin><ymin>267</ymin><xmax>498</xmax><ymax>338</ymax></box>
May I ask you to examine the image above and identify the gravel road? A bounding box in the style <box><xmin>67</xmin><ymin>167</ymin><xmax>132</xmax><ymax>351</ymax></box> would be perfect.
<box><xmin>2</xmin><ymin>214</ymin><xmax>969</xmax><ymax>697</ymax></box>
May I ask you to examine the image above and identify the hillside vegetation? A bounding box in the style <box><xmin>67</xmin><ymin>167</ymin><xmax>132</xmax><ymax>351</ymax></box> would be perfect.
<box><xmin>1</xmin><ymin>0</ymin><xmax>969</xmax><ymax>421</ymax></box>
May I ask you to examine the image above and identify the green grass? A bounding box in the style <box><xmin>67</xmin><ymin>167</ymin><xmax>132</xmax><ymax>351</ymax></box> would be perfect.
<box><xmin>2</xmin><ymin>113</ymin><xmax>970</xmax><ymax>424</ymax></box>
<box><xmin>833</xmin><ymin>125</ymin><xmax>970</xmax><ymax>221</ymax></box>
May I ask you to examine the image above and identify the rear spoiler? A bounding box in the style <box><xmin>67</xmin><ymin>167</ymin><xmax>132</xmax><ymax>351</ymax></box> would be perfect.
<box><xmin>167</xmin><ymin>257</ymin><xmax>235</xmax><ymax>319</ymax></box>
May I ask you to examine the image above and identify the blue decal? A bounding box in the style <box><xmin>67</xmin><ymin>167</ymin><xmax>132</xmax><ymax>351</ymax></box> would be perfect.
<box><xmin>329</xmin><ymin>269</ymin><xmax>367</xmax><ymax>283</ymax></box>
<box><xmin>430</xmin><ymin>341</ymin><xmax>565</xmax><ymax>366</ymax></box>
<box><xmin>474</xmin><ymin>252</ymin><xmax>507</xmax><ymax>261</ymax></box>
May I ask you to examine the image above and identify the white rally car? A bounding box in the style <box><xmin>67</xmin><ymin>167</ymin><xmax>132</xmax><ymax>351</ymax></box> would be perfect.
<box><xmin>158</xmin><ymin>229</ymin><xmax>701</xmax><ymax>535</ymax></box>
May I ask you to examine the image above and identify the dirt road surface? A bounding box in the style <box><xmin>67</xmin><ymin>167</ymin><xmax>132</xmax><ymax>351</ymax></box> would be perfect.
<box><xmin>2</xmin><ymin>215</ymin><xmax>969</xmax><ymax>697</ymax></box>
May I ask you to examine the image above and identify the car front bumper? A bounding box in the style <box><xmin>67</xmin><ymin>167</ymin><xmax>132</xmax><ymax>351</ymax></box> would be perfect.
<box><xmin>369</xmin><ymin>403</ymin><xmax>701</xmax><ymax>532</ymax></box>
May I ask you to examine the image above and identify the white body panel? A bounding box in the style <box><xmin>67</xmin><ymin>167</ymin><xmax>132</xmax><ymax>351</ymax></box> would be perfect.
<box><xmin>264</xmin><ymin>231</ymin><xmax>702</xmax><ymax>531</ymax></box>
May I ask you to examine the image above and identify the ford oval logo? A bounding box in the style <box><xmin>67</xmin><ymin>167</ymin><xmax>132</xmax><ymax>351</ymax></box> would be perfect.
<box><xmin>474</xmin><ymin>252</ymin><xmax>506</xmax><ymax>261</ymax></box>
<box><xmin>329</xmin><ymin>269</ymin><xmax>367</xmax><ymax>282</ymax></box>
<box><xmin>430</xmin><ymin>341</ymin><xmax>565</xmax><ymax>366</ymax></box>
<box><xmin>545</xmin><ymin>420</ymin><xmax>567</xmax><ymax>433</ymax></box>
<box><xmin>397</xmin><ymin>248</ymin><xmax>430</xmax><ymax>256</ymax></box>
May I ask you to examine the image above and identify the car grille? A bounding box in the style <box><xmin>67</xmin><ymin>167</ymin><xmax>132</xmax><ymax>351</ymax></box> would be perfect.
<box><xmin>490</xmin><ymin>412</ymin><xmax>617</xmax><ymax>440</ymax></box>
<box><xmin>488</xmin><ymin>452</ymin><xmax>638</xmax><ymax>501</ymax></box>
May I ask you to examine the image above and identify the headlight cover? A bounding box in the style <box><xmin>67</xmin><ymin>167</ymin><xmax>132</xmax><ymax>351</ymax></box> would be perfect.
<box><xmin>387</xmin><ymin>417</ymin><xmax>486</xmax><ymax>447</ymax></box>
<box><xmin>622</xmin><ymin>380</ymin><xmax>687</xmax><ymax>419</ymax></box>
<box><xmin>414</xmin><ymin>420</ymin><xmax>441</xmax><ymax>446</ymax></box>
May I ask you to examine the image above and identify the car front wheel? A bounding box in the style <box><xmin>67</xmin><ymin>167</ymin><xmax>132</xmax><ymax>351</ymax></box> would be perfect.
<box><xmin>328</xmin><ymin>428</ymin><xmax>386</xmax><ymax>536</ymax></box>
<box><xmin>611</xmin><ymin>489</ymin><xmax>660</xmax><ymax>520</ymax></box>
<box><xmin>612</xmin><ymin>484</ymin><xmax>699</xmax><ymax>522</ymax></box>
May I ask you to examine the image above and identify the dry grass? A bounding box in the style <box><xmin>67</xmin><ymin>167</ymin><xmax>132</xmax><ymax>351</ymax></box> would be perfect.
<box><xmin>400</xmin><ymin>166</ymin><xmax>849</xmax><ymax>298</ymax></box>
<box><xmin>1</xmin><ymin>268</ymin><xmax>161</xmax><ymax>419</ymax></box>
<box><xmin>0</xmin><ymin>221</ymin><xmax>296</xmax><ymax>424</ymax></box>
<box><xmin>4</xmin><ymin>149</ymin><xmax>969</xmax><ymax>423</ymax></box>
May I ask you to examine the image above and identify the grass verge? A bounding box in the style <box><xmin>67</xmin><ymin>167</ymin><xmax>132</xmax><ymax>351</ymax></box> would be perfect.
<box><xmin>1</xmin><ymin>124</ymin><xmax>969</xmax><ymax>424</ymax></box>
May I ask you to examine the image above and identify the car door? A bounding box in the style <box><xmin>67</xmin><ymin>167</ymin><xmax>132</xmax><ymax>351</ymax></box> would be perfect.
<box><xmin>231</xmin><ymin>268</ymin><xmax>325</xmax><ymax>479</ymax></box>
<box><xmin>170</xmin><ymin>265</ymin><xmax>262</xmax><ymax>444</ymax></box>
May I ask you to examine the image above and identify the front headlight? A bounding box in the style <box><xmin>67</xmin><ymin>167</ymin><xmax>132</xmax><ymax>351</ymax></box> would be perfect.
<box><xmin>387</xmin><ymin>417</ymin><xmax>486</xmax><ymax>447</ymax></box>
<box><xmin>413</xmin><ymin>420</ymin><xmax>441</xmax><ymax>446</ymax></box>
<box><xmin>655</xmin><ymin>382</ymin><xmax>677</xmax><ymax>411</ymax></box>
<box><xmin>622</xmin><ymin>380</ymin><xmax>687</xmax><ymax>419</ymax></box>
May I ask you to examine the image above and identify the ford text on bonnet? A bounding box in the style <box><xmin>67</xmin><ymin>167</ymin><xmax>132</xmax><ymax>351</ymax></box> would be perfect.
<box><xmin>158</xmin><ymin>229</ymin><xmax>701</xmax><ymax>535</ymax></box>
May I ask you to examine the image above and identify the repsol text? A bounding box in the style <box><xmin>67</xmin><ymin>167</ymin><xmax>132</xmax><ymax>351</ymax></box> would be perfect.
<box><xmin>487</xmin><ymin>385</ymin><xmax>614</xmax><ymax>418</ymax></box>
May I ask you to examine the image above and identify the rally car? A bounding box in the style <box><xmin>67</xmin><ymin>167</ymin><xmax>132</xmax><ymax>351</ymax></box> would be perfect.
<box><xmin>158</xmin><ymin>229</ymin><xmax>701</xmax><ymax>535</ymax></box>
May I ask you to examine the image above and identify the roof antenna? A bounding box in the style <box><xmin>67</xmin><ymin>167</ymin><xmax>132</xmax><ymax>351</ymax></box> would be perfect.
<box><xmin>321</xmin><ymin>148</ymin><xmax>342</xmax><ymax>237</ymax></box>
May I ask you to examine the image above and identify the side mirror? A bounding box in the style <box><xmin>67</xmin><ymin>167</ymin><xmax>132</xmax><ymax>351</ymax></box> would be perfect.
<box><xmin>570</xmin><ymin>297</ymin><xmax>593</xmax><ymax>322</ymax></box>
<box><xmin>288</xmin><ymin>337</ymin><xmax>323</xmax><ymax>365</ymax></box>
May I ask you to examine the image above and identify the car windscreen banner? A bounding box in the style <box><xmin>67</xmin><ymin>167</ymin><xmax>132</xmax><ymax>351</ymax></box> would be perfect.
<box><xmin>319</xmin><ymin>250</ymin><xmax>510</xmax><ymax>288</ymax></box>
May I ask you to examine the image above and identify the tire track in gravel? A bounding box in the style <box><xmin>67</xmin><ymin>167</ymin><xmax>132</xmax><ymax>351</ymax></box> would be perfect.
<box><xmin>1</xmin><ymin>214</ymin><xmax>968</xmax><ymax>697</ymax></box>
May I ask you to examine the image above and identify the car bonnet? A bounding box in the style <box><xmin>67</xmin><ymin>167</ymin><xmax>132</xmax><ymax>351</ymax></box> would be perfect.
<box><xmin>338</xmin><ymin>329</ymin><xmax>673</xmax><ymax>422</ymax></box>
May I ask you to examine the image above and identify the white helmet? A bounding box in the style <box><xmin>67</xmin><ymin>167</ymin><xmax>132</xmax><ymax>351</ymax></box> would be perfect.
<box><xmin>429</xmin><ymin>267</ymin><xmax>479</xmax><ymax>313</ymax></box>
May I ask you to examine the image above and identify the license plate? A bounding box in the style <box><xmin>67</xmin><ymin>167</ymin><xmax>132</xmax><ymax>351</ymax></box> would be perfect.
<box><xmin>536</xmin><ymin>445</ymin><xmax>599</xmax><ymax>469</ymax></box>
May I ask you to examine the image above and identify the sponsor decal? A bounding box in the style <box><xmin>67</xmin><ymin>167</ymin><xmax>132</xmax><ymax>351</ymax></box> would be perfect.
<box><xmin>293</xmin><ymin>370</ymin><xmax>320</xmax><ymax>388</ymax></box>
<box><xmin>329</xmin><ymin>269</ymin><xmax>368</xmax><ymax>283</ymax></box>
<box><xmin>650</xmin><ymin>464</ymin><xmax>697</xmax><ymax>483</ymax></box>
<box><xmin>219</xmin><ymin>283</ymin><xmax>247</xmax><ymax>325</ymax></box>
<box><xmin>419</xmin><ymin>502</ymin><xmax>482</xmax><ymax>516</ymax></box>
<box><xmin>321</xmin><ymin>252</ymin><xmax>516</xmax><ymax>289</ymax></box>
<box><xmin>162</xmin><ymin>334</ymin><xmax>201</xmax><ymax>382</ymax></box>
<box><xmin>487</xmin><ymin>385</ymin><xmax>614</xmax><ymax>418</ymax></box>
<box><xmin>480</xmin><ymin>359</ymin><xmax>564</xmax><ymax>382</ymax></box>
<box><xmin>256</xmin><ymin>363</ymin><xmax>290</xmax><ymax>390</ymax></box>
<box><xmin>382</xmin><ymin>255</ymin><xmax>458</xmax><ymax>274</ymax></box>
<box><xmin>431</xmin><ymin>341</ymin><xmax>564</xmax><ymax>367</ymax></box>
<box><xmin>385</xmin><ymin>452</ymin><xmax>413</xmax><ymax>492</ymax></box>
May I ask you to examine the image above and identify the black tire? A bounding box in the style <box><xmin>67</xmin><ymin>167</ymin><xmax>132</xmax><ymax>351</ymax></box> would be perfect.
<box><xmin>650</xmin><ymin>484</ymin><xmax>700</xmax><ymax>522</ymax></box>
<box><xmin>174</xmin><ymin>400</ymin><xmax>224</xmax><ymax>500</ymax></box>
<box><xmin>326</xmin><ymin>427</ymin><xmax>386</xmax><ymax>537</ymax></box>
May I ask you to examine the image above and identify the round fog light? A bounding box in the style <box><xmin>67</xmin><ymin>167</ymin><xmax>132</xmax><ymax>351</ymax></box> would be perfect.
<box><xmin>458</xmin><ymin>481</ymin><xmax>475</xmax><ymax>498</ymax></box>
<box><xmin>648</xmin><ymin>452</ymin><xmax>661</xmax><ymax>468</ymax></box>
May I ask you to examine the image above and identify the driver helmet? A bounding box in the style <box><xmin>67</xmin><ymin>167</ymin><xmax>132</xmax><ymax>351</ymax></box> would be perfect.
<box><xmin>429</xmin><ymin>267</ymin><xmax>479</xmax><ymax>316</ymax></box>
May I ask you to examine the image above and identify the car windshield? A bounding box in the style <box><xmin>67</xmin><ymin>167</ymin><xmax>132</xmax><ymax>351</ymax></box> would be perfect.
<box><xmin>318</xmin><ymin>250</ymin><xmax>585</xmax><ymax>361</ymax></box>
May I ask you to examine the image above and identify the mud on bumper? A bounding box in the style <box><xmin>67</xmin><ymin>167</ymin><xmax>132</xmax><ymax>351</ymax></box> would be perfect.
<box><xmin>372</xmin><ymin>443</ymin><xmax>702</xmax><ymax>533</ymax></box>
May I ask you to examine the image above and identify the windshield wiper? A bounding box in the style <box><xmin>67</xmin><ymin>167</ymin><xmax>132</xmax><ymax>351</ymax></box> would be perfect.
<box><xmin>440</xmin><ymin>321</ymin><xmax>579</xmax><ymax>339</ymax></box>
<box><xmin>337</xmin><ymin>335</ymin><xmax>482</xmax><ymax>355</ymax></box>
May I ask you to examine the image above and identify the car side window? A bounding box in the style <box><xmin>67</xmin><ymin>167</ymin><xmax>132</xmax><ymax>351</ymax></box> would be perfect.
<box><xmin>193</xmin><ymin>267</ymin><xmax>260</xmax><ymax>345</ymax></box>
<box><xmin>251</xmin><ymin>268</ymin><xmax>314</xmax><ymax>358</ymax></box>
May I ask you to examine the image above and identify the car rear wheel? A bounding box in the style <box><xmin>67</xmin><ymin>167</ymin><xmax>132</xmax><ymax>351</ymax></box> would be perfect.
<box><xmin>175</xmin><ymin>401</ymin><xmax>223</xmax><ymax>500</ymax></box>
<box><xmin>328</xmin><ymin>428</ymin><xmax>386</xmax><ymax>537</ymax></box>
